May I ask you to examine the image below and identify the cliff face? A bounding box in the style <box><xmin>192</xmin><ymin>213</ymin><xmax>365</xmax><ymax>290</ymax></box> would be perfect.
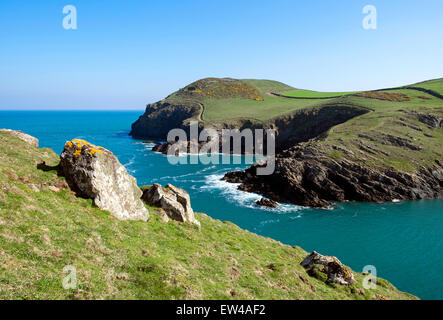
<box><xmin>149</xmin><ymin>104</ymin><xmax>370</xmax><ymax>155</ymax></box>
<box><xmin>223</xmin><ymin>141</ymin><xmax>443</xmax><ymax>208</ymax></box>
<box><xmin>223</xmin><ymin>102</ymin><xmax>443</xmax><ymax>207</ymax></box>
<box><xmin>268</xmin><ymin>104</ymin><xmax>370</xmax><ymax>152</ymax></box>
<box><xmin>130</xmin><ymin>100</ymin><xmax>201</xmax><ymax>139</ymax></box>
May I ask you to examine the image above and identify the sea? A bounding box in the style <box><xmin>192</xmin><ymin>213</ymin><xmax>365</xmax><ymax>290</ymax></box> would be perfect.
<box><xmin>1</xmin><ymin>110</ymin><xmax>442</xmax><ymax>299</ymax></box>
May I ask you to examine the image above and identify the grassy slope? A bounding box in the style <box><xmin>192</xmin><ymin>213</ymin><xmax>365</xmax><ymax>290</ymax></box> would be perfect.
<box><xmin>0</xmin><ymin>133</ymin><xmax>415</xmax><ymax>300</ymax></box>
<box><xmin>319</xmin><ymin>90</ymin><xmax>443</xmax><ymax>172</ymax></box>
<box><xmin>278</xmin><ymin>78</ymin><xmax>443</xmax><ymax>98</ymax></box>
<box><xmin>279</xmin><ymin>91</ymin><xmax>357</xmax><ymax>98</ymax></box>
<box><xmin>176</xmin><ymin>77</ymin><xmax>443</xmax><ymax>123</ymax></box>
<box><xmin>201</xmin><ymin>79</ymin><xmax>336</xmax><ymax>122</ymax></box>
<box><xmin>411</xmin><ymin>78</ymin><xmax>443</xmax><ymax>94</ymax></box>
<box><xmin>240</xmin><ymin>79</ymin><xmax>295</xmax><ymax>93</ymax></box>
<box><xmin>201</xmin><ymin>96</ymin><xmax>329</xmax><ymax>122</ymax></box>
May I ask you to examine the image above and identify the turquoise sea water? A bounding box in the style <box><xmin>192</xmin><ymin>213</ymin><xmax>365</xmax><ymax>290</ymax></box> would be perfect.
<box><xmin>1</xmin><ymin>111</ymin><xmax>442</xmax><ymax>299</ymax></box>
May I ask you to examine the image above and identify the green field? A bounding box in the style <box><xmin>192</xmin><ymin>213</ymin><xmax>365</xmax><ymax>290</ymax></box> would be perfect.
<box><xmin>410</xmin><ymin>78</ymin><xmax>443</xmax><ymax>94</ymax></box>
<box><xmin>279</xmin><ymin>90</ymin><xmax>357</xmax><ymax>98</ymax></box>
<box><xmin>321</xmin><ymin>91</ymin><xmax>443</xmax><ymax>172</ymax></box>
<box><xmin>0</xmin><ymin>133</ymin><xmax>416</xmax><ymax>300</ymax></box>
<box><xmin>166</xmin><ymin>78</ymin><xmax>442</xmax><ymax>124</ymax></box>
<box><xmin>201</xmin><ymin>96</ymin><xmax>330</xmax><ymax>122</ymax></box>
<box><xmin>240</xmin><ymin>79</ymin><xmax>295</xmax><ymax>93</ymax></box>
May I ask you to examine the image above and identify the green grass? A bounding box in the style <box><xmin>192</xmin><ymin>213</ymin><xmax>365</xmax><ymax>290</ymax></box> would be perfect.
<box><xmin>411</xmin><ymin>78</ymin><xmax>443</xmax><ymax>94</ymax></box>
<box><xmin>317</xmin><ymin>90</ymin><xmax>443</xmax><ymax>172</ymax></box>
<box><xmin>168</xmin><ymin>78</ymin><xmax>442</xmax><ymax>124</ymax></box>
<box><xmin>0</xmin><ymin>133</ymin><xmax>416</xmax><ymax>300</ymax></box>
<box><xmin>240</xmin><ymin>79</ymin><xmax>295</xmax><ymax>94</ymax></box>
<box><xmin>280</xmin><ymin>90</ymin><xmax>358</xmax><ymax>98</ymax></box>
<box><xmin>201</xmin><ymin>96</ymin><xmax>331</xmax><ymax>122</ymax></box>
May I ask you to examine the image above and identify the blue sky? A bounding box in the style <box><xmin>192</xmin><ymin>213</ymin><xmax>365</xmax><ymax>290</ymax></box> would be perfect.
<box><xmin>0</xmin><ymin>0</ymin><xmax>442</xmax><ymax>110</ymax></box>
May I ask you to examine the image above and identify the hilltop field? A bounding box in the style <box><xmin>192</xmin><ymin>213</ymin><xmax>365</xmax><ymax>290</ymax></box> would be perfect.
<box><xmin>0</xmin><ymin>132</ymin><xmax>416</xmax><ymax>300</ymax></box>
<box><xmin>157</xmin><ymin>77</ymin><xmax>443</xmax><ymax>123</ymax></box>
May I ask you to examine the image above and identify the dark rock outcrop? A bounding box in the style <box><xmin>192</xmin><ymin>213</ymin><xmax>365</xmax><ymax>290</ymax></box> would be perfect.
<box><xmin>256</xmin><ymin>198</ymin><xmax>278</xmax><ymax>208</ymax></box>
<box><xmin>400</xmin><ymin>110</ymin><xmax>443</xmax><ymax>129</ymax></box>
<box><xmin>152</xmin><ymin>142</ymin><xmax>172</xmax><ymax>154</ymax></box>
<box><xmin>130</xmin><ymin>100</ymin><xmax>201</xmax><ymax>139</ymax></box>
<box><xmin>223</xmin><ymin>141</ymin><xmax>443</xmax><ymax>208</ymax></box>
<box><xmin>152</xmin><ymin>140</ymin><xmax>202</xmax><ymax>155</ymax></box>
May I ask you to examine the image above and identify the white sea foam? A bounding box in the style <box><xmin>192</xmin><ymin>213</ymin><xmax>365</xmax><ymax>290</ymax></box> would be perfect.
<box><xmin>258</xmin><ymin>218</ymin><xmax>280</xmax><ymax>226</ymax></box>
<box><xmin>202</xmin><ymin>174</ymin><xmax>303</xmax><ymax>213</ymax></box>
<box><xmin>143</xmin><ymin>143</ymin><xmax>157</xmax><ymax>149</ymax></box>
<box><xmin>158</xmin><ymin>166</ymin><xmax>218</xmax><ymax>183</ymax></box>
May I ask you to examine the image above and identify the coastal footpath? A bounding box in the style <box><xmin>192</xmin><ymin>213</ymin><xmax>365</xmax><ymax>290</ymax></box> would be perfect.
<box><xmin>0</xmin><ymin>130</ymin><xmax>415</xmax><ymax>299</ymax></box>
<box><xmin>130</xmin><ymin>77</ymin><xmax>443</xmax><ymax>207</ymax></box>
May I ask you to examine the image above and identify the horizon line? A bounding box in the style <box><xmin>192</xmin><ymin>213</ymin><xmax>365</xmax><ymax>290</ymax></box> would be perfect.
<box><xmin>0</xmin><ymin>109</ymin><xmax>146</xmax><ymax>111</ymax></box>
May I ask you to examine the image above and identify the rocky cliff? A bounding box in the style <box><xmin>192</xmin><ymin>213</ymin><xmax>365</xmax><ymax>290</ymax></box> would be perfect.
<box><xmin>130</xmin><ymin>100</ymin><xmax>201</xmax><ymax>139</ymax></box>
<box><xmin>149</xmin><ymin>104</ymin><xmax>371</xmax><ymax>155</ymax></box>
<box><xmin>224</xmin><ymin>140</ymin><xmax>443</xmax><ymax>208</ymax></box>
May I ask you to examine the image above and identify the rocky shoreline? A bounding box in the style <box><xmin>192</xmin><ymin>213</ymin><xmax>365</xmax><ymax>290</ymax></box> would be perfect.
<box><xmin>223</xmin><ymin>141</ymin><xmax>443</xmax><ymax>208</ymax></box>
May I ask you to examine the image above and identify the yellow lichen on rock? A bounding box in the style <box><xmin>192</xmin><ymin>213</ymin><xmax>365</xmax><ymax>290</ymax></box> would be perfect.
<box><xmin>89</xmin><ymin>148</ymin><xmax>104</xmax><ymax>156</ymax></box>
<box><xmin>65</xmin><ymin>139</ymin><xmax>106</xmax><ymax>157</ymax></box>
<box><xmin>72</xmin><ymin>139</ymin><xmax>91</xmax><ymax>148</ymax></box>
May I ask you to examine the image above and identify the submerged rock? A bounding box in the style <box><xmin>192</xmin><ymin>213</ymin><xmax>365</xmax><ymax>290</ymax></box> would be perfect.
<box><xmin>301</xmin><ymin>251</ymin><xmax>355</xmax><ymax>286</ymax></box>
<box><xmin>59</xmin><ymin>139</ymin><xmax>149</xmax><ymax>221</ymax></box>
<box><xmin>256</xmin><ymin>198</ymin><xmax>278</xmax><ymax>208</ymax></box>
<box><xmin>152</xmin><ymin>142</ymin><xmax>173</xmax><ymax>154</ymax></box>
<box><xmin>152</xmin><ymin>140</ymin><xmax>205</xmax><ymax>155</ymax></box>
<box><xmin>0</xmin><ymin>129</ymin><xmax>39</xmax><ymax>148</ymax></box>
<box><xmin>141</xmin><ymin>183</ymin><xmax>200</xmax><ymax>227</ymax></box>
